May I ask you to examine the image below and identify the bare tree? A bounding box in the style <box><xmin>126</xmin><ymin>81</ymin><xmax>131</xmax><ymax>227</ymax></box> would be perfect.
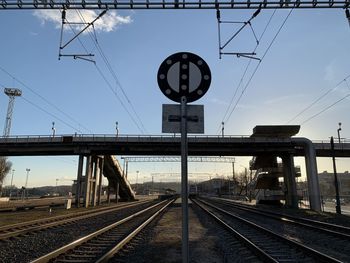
<box><xmin>236</xmin><ymin>171</ymin><xmax>249</xmax><ymax>196</ymax></box>
<box><xmin>0</xmin><ymin>157</ymin><xmax>12</xmax><ymax>197</ymax></box>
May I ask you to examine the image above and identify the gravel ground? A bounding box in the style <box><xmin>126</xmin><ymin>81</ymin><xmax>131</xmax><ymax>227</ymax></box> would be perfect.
<box><xmin>112</xmin><ymin>202</ymin><xmax>262</xmax><ymax>263</ymax></box>
<box><xmin>115</xmin><ymin>204</ymin><xmax>223</xmax><ymax>263</ymax></box>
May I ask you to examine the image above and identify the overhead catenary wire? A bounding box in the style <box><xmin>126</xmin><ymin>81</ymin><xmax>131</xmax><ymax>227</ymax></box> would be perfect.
<box><xmin>222</xmin><ymin>8</ymin><xmax>294</xmax><ymax>128</ymax></box>
<box><xmin>0</xmin><ymin>80</ymin><xmax>84</xmax><ymax>133</ymax></box>
<box><xmin>63</xmin><ymin>9</ymin><xmax>147</xmax><ymax>134</ymax></box>
<box><xmin>76</xmin><ymin>10</ymin><xmax>147</xmax><ymax>134</ymax></box>
<box><xmin>216</xmin><ymin>8</ymin><xmax>278</xmax><ymax>134</ymax></box>
<box><xmin>0</xmin><ymin>68</ymin><xmax>91</xmax><ymax>133</ymax></box>
<box><xmin>300</xmin><ymin>93</ymin><xmax>350</xmax><ymax>125</ymax></box>
<box><xmin>21</xmin><ymin>96</ymin><xmax>84</xmax><ymax>133</ymax></box>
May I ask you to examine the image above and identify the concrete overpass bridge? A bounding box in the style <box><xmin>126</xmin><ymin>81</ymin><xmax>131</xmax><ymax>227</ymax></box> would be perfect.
<box><xmin>0</xmin><ymin>134</ymin><xmax>349</xmax><ymax>157</ymax></box>
<box><xmin>0</xmin><ymin>133</ymin><xmax>349</xmax><ymax>211</ymax></box>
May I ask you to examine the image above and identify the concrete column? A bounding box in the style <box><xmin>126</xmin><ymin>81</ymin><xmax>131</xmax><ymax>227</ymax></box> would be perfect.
<box><xmin>97</xmin><ymin>156</ymin><xmax>104</xmax><ymax>205</ymax></box>
<box><xmin>92</xmin><ymin>156</ymin><xmax>99</xmax><ymax>207</ymax></box>
<box><xmin>116</xmin><ymin>182</ymin><xmax>119</xmax><ymax>205</ymax></box>
<box><xmin>292</xmin><ymin>138</ymin><xmax>321</xmax><ymax>211</ymax></box>
<box><xmin>107</xmin><ymin>180</ymin><xmax>111</xmax><ymax>204</ymax></box>
<box><xmin>84</xmin><ymin>156</ymin><xmax>93</xmax><ymax>208</ymax></box>
<box><xmin>281</xmin><ymin>154</ymin><xmax>298</xmax><ymax>208</ymax></box>
<box><xmin>75</xmin><ymin>155</ymin><xmax>84</xmax><ymax>208</ymax></box>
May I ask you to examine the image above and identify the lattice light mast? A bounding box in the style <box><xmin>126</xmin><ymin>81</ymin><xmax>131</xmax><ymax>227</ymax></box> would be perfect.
<box><xmin>3</xmin><ymin>88</ymin><xmax>22</xmax><ymax>137</ymax></box>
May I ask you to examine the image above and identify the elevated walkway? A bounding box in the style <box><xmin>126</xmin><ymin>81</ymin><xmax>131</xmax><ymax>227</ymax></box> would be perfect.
<box><xmin>103</xmin><ymin>155</ymin><xmax>135</xmax><ymax>201</ymax></box>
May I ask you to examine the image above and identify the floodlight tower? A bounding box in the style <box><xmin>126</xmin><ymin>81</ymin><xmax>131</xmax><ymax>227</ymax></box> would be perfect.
<box><xmin>3</xmin><ymin>88</ymin><xmax>22</xmax><ymax>137</ymax></box>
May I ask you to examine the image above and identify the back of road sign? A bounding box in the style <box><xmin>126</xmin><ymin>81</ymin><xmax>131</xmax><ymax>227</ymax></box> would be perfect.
<box><xmin>157</xmin><ymin>52</ymin><xmax>211</xmax><ymax>103</ymax></box>
<box><xmin>162</xmin><ymin>104</ymin><xmax>204</xmax><ymax>133</ymax></box>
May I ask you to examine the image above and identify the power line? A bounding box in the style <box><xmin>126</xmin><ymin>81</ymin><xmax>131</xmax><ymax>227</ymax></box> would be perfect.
<box><xmin>287</xmin><ymin>73</ymin><xmax>350</xmax><ymax>124</ymax></box>
<box><xmin>64</xmin><ymin>10</ymin><xmax>146</xmax><ymax>133</ymax></box>
<box><xmin>21</xmin><ymin>96</ymin><xmax>84</xmax><ymax>133</ymax></box>
<box><xmin>301</xmin><ymin>93</ymin><xmax>350</xmax><ymax>125</ymax></box>
<box><xmin>94</xmin><ymin>64</ymin><xmax>144</xmax><ymax>133</ymax></box>
<box><xmin>222</xmin><ymin>8</ymin><xmax>293</xmax><ymax>128</ymax></box>
<box><xmin>0</xmin><ymin>65</ymin><xmax>92</xmax><ymax>133</ymax></box>
<box><xmin>75</xmin><ymin>10</ymin><xmax>147</xmax><ymax>133</ymax></box>
<box><xmin>1</xmin><ymin>80</ymin><xmax>84</xmax><ymax>132</ymax></box>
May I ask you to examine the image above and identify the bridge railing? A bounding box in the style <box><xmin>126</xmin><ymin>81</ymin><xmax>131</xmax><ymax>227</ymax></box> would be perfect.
<box><xmin>0</xmin><ymin>134</ymin><xmax>252</xmax><ymax>143</ymax></box>
<box><xmin>0</xmin><ymin>134</ymin><xmax>349</xmax><ymax>147</ymax></box>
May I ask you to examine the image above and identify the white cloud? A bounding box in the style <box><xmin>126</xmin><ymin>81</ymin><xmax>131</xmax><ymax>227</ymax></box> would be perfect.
<box><xmin>324</xmin><ymin>61</ymin><xmax>336</xmax><ymax>82</ymax></box>
<box><xmin>209</xmin><ymin>98</ymin><xmax>229</xmax><ymax>106</ymax></box>
<box><xmin>33</xmin><ymin>10</ymin><xmax>132</xmax><ymax>32</ymax></box>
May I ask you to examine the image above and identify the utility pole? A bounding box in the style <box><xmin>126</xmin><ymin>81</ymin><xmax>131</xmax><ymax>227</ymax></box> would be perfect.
<box><xmin>116</xmin><ymin>121</ymin><xmax>119</xmax><ymax>137</ymax></box>
<box><xmin>330</xmin><ymin>136</ymin><xmax>341</xmax><ymax>214</ymax></box>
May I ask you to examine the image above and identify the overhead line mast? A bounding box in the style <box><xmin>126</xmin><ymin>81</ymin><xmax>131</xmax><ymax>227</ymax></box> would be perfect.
<box><xmin>0</xmin><ymin>0</ymin><xmax>349</xmax><ymax>9</ymax></box>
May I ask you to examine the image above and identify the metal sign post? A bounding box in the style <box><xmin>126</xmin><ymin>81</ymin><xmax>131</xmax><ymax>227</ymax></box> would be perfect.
<box><xmin>180</xmin><ymin>95</ymin><xmax>189</xmax><ymax>262</ymax></box>
<box><xmin>157</xmin><ymin>52</ymin><xmax>211</xmax><ymax>263</ymax></box>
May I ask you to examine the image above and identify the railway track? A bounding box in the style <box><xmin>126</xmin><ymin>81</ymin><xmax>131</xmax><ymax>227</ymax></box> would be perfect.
<box><xmin>208</xmin><ymin>197</ymin><xmax>350</xmax><ymax>237</ymax></box>
<box><xmin>0</xmin><ymin>199</ymin><xmax>153</xmax><ymax>241</ymax></box>
<box><xmin>31</xmin><ymin>198</ymin><xmax>174</xmax><ymax>263</ymax></box>
<box><xmin>193</xmin><ymin>198</ymin><xmax>343</xmax><ymax>263</ymax></box>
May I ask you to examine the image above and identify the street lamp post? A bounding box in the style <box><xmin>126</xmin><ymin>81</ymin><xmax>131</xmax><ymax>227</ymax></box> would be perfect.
<box><xmin>221</xmin><ymin>122</ymin><xmax>224</xmax><ymax>137</ymax></box>
<box><xmin>56</xmin><ymin>178</ymin><xmax>59</xmax><ymax>194</ymax></box>
<box><xmin>330</xmin><ymin>137</ymin><xmax>341</xmax><ymax>214</ymax></box>
<box><xmin>337</xmin><ymin>122</ymin><xmax>342</xmax><ymax>144</ymax></box>
<box><xmin>52</xmin><ymin>122</ymin><xmax>56</xmax><ymax>137</ymax></box>
<box><xmin>25</xmin><ymin>168</ymin><xmax>30</xmax><ymax>199</ymax></box>
<box><xmin>9</xmin><ymin>169</ymin><xmax>15</xmax><ymax>198</ymax></box>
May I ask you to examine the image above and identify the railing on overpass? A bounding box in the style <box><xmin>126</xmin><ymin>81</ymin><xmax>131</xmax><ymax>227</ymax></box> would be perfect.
<box><xmin>0</xmin><ymin>134</ymin><xmax>349</xmax><ymax>144</ymax></box>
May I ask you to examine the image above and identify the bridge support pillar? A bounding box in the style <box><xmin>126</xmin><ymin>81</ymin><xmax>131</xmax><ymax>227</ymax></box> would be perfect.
<box><xmin>107</xmin><ymin>180</ymin><xmax>111</xmax><ymax>204</ymax></box>
<box><xmin>116</xmin><ymin>182</ymin><xmax>119</xmax><ymax>204</ymax></box>
<box><xmin>84</xmin><ymin>156</ymin><xmax>93</xmax><ymax>208</ymax></box>
<box><xmin>75</xmin><ymin>155</ymin><xmax>84</xmax><ymax>208</ymax></box>
<box><xmin>91</xmin><ymin>156</ymin><xmax>99</xmax><ymax>207</ymax></box>
<box><xmin>97</xmin><ymin>156</ymin><xmax>104</xmax><ymax>205</ymax></box>
<box><xmin>293</xmin><ymin>138</ymin><xmax>321</xmax><ymax>211</ymax></box>
<box><xmin>281</xmin><ymin>154</ymin><xmax>298</xmax><ymax>208</ymax></box>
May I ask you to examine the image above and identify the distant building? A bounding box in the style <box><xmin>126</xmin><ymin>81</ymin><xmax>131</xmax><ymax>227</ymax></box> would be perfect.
<box><xmin>318</xmin><ymin>171</ymin><xmax>350</xmax><ymax>197</ymax></box>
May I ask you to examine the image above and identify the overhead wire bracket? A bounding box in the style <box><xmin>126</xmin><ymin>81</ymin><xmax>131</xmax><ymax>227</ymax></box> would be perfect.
<box><xmin>217</xmin><ymin>7</ymin><xmax>261</xmax><ymax>60</ymax></box>
<box><xmin>58</xmin><ymin>8</ymin><xmax>107</xmax><ymax>63</ymax></box>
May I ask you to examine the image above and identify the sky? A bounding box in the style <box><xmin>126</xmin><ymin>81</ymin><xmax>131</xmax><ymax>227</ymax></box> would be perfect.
<box><xmin>0</xmin><ymin>6</ymin><xmax>349</xmax><ymax>188</ymax></box>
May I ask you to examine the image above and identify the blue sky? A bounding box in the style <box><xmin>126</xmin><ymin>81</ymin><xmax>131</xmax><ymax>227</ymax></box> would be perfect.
<box><xmin>0</xmin><ymin>8</ymin><xmax>349</xmax><ymax>187</ymax></box>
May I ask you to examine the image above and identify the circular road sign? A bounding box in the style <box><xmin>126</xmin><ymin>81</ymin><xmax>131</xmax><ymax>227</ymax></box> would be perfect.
<box><xmin>157</xmin><ymin>52</ymin><xmax>211</xmax><ymax>103</ymax></box>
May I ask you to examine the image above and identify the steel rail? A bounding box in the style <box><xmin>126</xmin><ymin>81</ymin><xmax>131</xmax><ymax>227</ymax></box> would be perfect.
<box><xmin>208</xmin><ymin>197</ymin><xmax>350</xmax><ymax>238</ymax></box>
<box><xmin>196</xmin><ymin>198</ymin><xmax>343</xmax><ymax>263</ymax></box>
<box><xmin>96</xmin><ymin>198</ymin><xmax>174</xmax><ymax>262</ymax></box>
<box><xmin>31</xmin><ymin>199</ymin><xmax>173</xmax><ymax>263</ymax></box>
<box><xmin>0</xmin><ymin>199</ymin><xmax>153</xmax><ymax>240</ymax></box>
<box><xmin>0</xmin><ymin>0</ymin><xmax>349</xmax><ymax>10</ymax></box>
<box><xmin>192</xmin><ymin>199</ymin><xmax>278</xmax><ymax>263</ymax></box>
